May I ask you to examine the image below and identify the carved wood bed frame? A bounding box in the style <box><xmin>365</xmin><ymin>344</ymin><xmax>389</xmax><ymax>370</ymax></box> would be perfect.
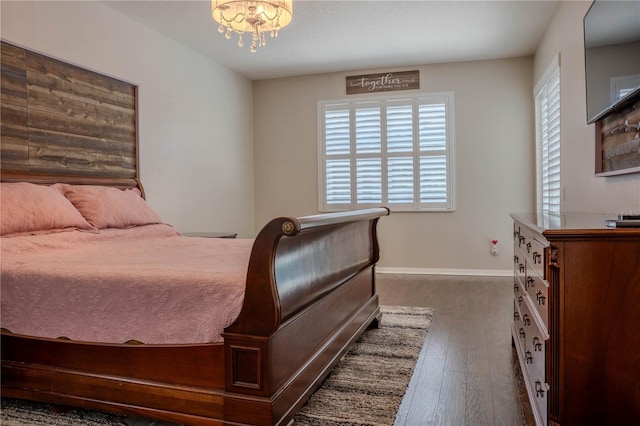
<box><xmin>1</xmin><ymin>173</ymin><xmax>389</xmax><ymax>425</ymax></box>
<box><xmin>0</xmin><ymin>40</ymin><xmax>389</xmax><ymax>424</ymax></box>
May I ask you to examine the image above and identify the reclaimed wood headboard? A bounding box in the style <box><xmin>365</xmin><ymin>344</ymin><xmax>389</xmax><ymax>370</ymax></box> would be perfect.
<box><xmin>0</xmin><ymin>40</ymin><xmax>138</xmax><ymax>183</ymax></box>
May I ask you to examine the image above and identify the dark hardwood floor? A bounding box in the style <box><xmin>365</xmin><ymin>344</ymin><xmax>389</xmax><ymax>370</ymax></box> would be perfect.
<box><xmin>376</xmin><ymin>273</ymin><xmax>535</xmax><ymax>426</ymax></box>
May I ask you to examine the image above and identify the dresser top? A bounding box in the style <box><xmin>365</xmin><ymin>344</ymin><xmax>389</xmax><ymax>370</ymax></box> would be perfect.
<box><xmin>510</xmin><ymin>212</ymin><xmax>640</xmax><ymax>239</ymax></box>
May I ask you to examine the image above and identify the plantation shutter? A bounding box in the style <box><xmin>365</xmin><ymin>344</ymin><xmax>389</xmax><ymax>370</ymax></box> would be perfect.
<box><xmin>536</xmin><ymin>63</ymin><xmax>561</xmax><ymax>213</ymax></box>
<box><xmin>355</xmin><ymin>105</ymin><xmax>382</xmax><ymax>204</ymax></box>
<box><xmin>418</xmin><ymin>101</ymin><xmax>448</xmax><ymax>205</ymax></box>
<box><xmin>386</xmin><ymin>101</ymin><xmax>414</xmax><ymax>204</ymax></box>
<box><xmin>324</xmin><ymin>107</ymin><xmax>351</xmax><ymax>205</ymax></box>
<box><xmin>319</xmin><ymin>93</ymin><xmax>454</xmax><ymax>212</ymax></box>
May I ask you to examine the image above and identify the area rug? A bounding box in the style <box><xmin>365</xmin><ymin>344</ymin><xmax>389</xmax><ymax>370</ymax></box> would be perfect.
<box><xmin>0</xmin><ymin>305</ymin><xmax>433</xmax><ymax>426</ymax></box>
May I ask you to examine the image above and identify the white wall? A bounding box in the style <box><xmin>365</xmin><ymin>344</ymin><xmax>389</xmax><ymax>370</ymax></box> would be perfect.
<box><xmin>534</xmin><ymin>0</ymin><xmax>640</xmax><ymax>215</ymax></box>
<box><xmin>253</xmin><ymin>58</ymin><xmax>535</xmax><ymax>274</ymax></box>
<box><xmin>1</xmin><ymin>1</ymin><xmax>256</xmax><ymax>237</ymax></box>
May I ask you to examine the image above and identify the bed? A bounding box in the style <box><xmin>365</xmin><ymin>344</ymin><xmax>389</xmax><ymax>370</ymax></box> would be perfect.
<box><xmin>0</xmin><ymin>41</ymin><xmax>389</xmax><ymax>424</ymax></box>
<box><xmin>0</xmin><ymin>174</ymin><xmax>389</xmax><ymax>425</ymax></box>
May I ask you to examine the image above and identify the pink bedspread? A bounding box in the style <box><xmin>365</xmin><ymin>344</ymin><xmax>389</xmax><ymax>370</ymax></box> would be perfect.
<box><xmin>0</xmin><ymin>224</ymin><xmax>253</xmax><ymax>344</ymax></box>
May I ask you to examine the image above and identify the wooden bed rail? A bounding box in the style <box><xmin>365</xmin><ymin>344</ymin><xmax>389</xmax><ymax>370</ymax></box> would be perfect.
<box><xmin>282</xmin><ymin>207</ymin><xmax>391</xmax><ymax>235</ymax></box>
<box><xmin>226</xmin><ymin>207</ymin><xmax>389</xmax><ymax>337</ymax></box>
<box><xmin>0</xmin><ymin>172</ymin><xmax>139</xmax><ymax>187</ymax></box>
<box><xmin>0</xmin><ymin>173</ymin><xmax>145</xmax><ymax>197</ymax></box>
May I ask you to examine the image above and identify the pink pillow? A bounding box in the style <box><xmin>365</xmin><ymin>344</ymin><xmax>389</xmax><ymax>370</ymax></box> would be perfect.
<box><xmin>1</xmin><ymin>182</ymin><xmax>95</xmax><ymax>236</ymax></box>
<box><xmin>56</xmin><ymin>184</ymin><xmax>163</xmax><ymax>229</ymax></box>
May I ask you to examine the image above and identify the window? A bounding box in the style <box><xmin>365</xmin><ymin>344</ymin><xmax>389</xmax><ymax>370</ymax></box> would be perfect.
<box><xmin>535</xmin><ymin>58</ymin><xmax>560</xmax><ymax>213</ymax></box>
<box><xmin>318</xmin><ymin>93</ymin><xmax>455</xmax><ymax>212</ymax></box>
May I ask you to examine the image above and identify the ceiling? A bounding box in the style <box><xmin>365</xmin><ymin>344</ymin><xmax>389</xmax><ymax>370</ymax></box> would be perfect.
<box><xmin>104</xmin><ymin>0</ymin><xmax>561</xmax><ymax>81</ymax></box>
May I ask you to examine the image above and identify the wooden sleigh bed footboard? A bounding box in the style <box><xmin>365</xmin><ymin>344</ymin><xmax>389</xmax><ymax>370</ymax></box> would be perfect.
<box><xmin>1</xmin><ymin>206</ymin><xmax>390</xmax><ymax>426</ymax></box>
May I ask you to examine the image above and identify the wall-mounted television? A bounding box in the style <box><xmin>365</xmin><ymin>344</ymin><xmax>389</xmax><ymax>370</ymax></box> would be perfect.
<box><xmin>584</xmin><ymin>0</ymin><xmax>640</xmax><ymax>124</ymax></box>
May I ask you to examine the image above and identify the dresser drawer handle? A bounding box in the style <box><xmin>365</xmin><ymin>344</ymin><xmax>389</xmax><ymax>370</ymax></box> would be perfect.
<box><xmin>514</xmin><ymin>283</ymin><xmax>519</xmax><ymax>293</ymax></box>
<box><xmin>522</xmin><ymin>314</ymin><xmax>530</xmax><ymax>326</ymax></box>
<box><xmin>536</xmin><ymin>291</ymin><xmax>546</xmax><ymax>306</ymax></box>
<box><xmin>519</xmin><ymin>328</ymin><xmax>526</xmax><ymax>339</ymax></box>
<box><xmin>533</xmin><ymin>252</ymin><xmax>542</xmax><ymax>264</ymax></box>
<box><xmin>526</xmin><ymin>277</ymin><xmax>534</xmax><ymax>289</ymax></box>
<box><xmin>514</xmin><ymin>312</ymin><xmax>520</xmax><ymax>321</ymax></box>
<box><xmin>519</xmin><ymin>236</ymin><xmax>525</xmax><ymax>246</ymax></box>
<box><xmin>525</xmin><ymin>350</ymin><xmax>533</xmax><ymax>364</ymax></box>
<box><xmin>535</xmin><ymin>381</ymin><xmax>545</xmax><ymax>398</ymax></box>
<box><xmin>518</xmin><ymin>296</ymin><xmax>523</xmax><ymax>306</ymax></box>
<box><xmin>514</xmin><ymin>255</ymin><xmax>519</xmax><ymax>263</ymax></box>
<box><xmin>526</xmin><ymin>242</ymin><xmax>532</xmax><ymax>253</ymax></box>
<box><xmin>519</xmin><ymin>264</ymin><xmax>525</xmax><ymax>273</ymax></box>
<box><xmin>533</xmin><ymin>336</ymin><xmax>543</xmax><ymax>352</ymax></box>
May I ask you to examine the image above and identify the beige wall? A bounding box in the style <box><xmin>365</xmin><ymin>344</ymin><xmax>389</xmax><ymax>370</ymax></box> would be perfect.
<box><xmin>534</xmin><ymin>0</ymin><xmax>640</xmax><ymax>215</ymax></box>
<box><xmin>254</xmin><ymin>58</ymin><xmax>535</xmax><ymax>274</ymax></box>
<box><xmin>1</xmin><ymin>1</ymin><xmax>256</xmax><ymax>237</ymax></box>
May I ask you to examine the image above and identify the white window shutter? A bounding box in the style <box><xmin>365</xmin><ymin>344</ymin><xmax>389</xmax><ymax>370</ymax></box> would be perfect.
<box><xmin>356</xmin><ymin>158</ymin><xmax>382</xmax><ymax>203</ymax></box>
<box><xmin>388</xmin><ymin>157</ymin><xmax>414</xmax><ymax>203</ymax></box>
<box><xmin>323</xmin><ymin>106</ymin><xmax>351</xmax><ymax>206</ymax></box>
<box><xmin>387</xmin><ymin>104</ymin><xmax>413</xmax><ymax>153</ymax></box>
<box><xmin>355</xmin><ymin>107</ymin><xmax>381</xmax><ymax>154</ymax></box>
<box><xmin>319</xmin><ymin>93</ymin><xmax>455</xmax><ymax>212</ymax></box>
<box><xmin>536</xmin><ymin>64</ymin><xmax>561</xmax><ymax>213</ymax></box>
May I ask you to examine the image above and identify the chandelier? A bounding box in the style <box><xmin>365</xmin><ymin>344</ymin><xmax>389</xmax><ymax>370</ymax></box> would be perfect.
<box><xmin>211</xmin><ymin>0</ymin><xmax>293</xmax><ymax>53</ymax></box>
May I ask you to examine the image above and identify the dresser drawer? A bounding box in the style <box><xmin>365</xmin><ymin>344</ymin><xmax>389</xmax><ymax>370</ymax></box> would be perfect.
<box><xmin>513</xmin><ymin>298</ymin><xmax>548</xmax><ymax>426</ymax></box>
<box><xmin>514</xmin><ymin>252</ymin><xmax>549</xmax><ymax>334</ymax></box>
<box><xmin>526</xmin><ymin>265</ymin><xmax>549</xmax><ymax>331</ymax></box>
<box><xmin>531</xmin><ymin>374</ymin><xmax>548</xmax><ymax>426</ymax></box>
<box><xmin>518</xmin><ymin>227</ymin><xmax>547</xmax><ymax>277</ymax></box>
<box><xmin>513</xmin><ymin>247</ymin><xmax>526</xmax><ymax>287</ymax></box>
<box><xmin>523</xmin><ymin>324</ymin><xmax>546</xmax><ymax>384</ymax></box>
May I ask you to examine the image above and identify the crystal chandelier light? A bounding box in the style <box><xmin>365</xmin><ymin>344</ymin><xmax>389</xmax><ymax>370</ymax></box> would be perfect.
<box><xmin>211</xmin><ymin>0</ymin><xmax>293</xmax><ymax>53</ymax></box>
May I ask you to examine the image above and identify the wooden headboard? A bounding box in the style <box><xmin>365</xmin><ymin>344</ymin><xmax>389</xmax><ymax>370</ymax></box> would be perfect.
<box><xmin>0</xmin><ymin>40</ymin><xmax>139</xmax><ymax>189</ymax></box>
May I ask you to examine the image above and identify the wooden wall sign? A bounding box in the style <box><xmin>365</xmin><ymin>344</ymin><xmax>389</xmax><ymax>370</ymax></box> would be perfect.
<box><xmin>0</xmin><ymin>41</ymin><xmax>138</xmax><ymax>179</ymax></box>
<box><xmin>346</xmin><ymin>70</ymin><xmax>419</xmax><ymax>95</ymax></box>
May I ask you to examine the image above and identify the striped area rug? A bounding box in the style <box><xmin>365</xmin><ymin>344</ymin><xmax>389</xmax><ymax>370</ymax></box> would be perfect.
<box><xmin>1</xmin><ymin>305</ymin><xmax>433</xmax><ymax>426</ymax></box>
<box><xmin>293</xmin><ymin>305</ymin><xmax>433</xmax><ymax>425</ymax></box>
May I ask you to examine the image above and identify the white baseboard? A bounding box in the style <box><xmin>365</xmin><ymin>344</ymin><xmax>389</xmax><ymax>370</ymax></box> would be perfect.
<box><xmin>376</xmin><ymin>267</ymin><xmax>512</xmax><ymax>277</ymax></box>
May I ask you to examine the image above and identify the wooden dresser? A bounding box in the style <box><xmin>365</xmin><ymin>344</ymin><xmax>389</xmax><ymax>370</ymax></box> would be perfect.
<box><xmin>511</xmin><ymin>212</ymin><xmax>640</xmax><ymax>426</ymax></box>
